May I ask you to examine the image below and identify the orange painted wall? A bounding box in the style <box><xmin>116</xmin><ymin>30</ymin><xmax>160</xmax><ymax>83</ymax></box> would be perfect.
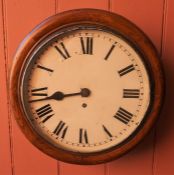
<box><xmin>0</xmin><ymin>0</ymin><xmax>173</xmax><ymax>175</ymax></box>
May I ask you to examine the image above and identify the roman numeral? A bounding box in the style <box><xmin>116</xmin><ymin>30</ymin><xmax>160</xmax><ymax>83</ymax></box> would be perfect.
<box><xmin>102</xmin><ymin>125</ymin><xmax>112</xmax><ymax>137</ymax></box>
<box><xmin>104</xmin><ymin>44</ymin><xmax>116</xmax><ymax>60</ymax></box>
<box><xmin>79</xmin><ymin>128</ymin><xmax>88</xmax><ymax>144</ymax></box>
<box><xmin>123</xmin><ymin>89</ymin><xmax>140</xmax><ymax>98</ymax></box>
<box><xmin>114</xmin><ymin>107</ymin><xmax>133</xmax><ymax>125</ymax></box>
<box><xmin>37</xmin><ymin>65</ymin><xmax>54</xmax><ymax>73</ymax></box>
<box><xmin>118</xmin><ymin>64</ymin><xmax>135</xmax><ymax>76</ymax></box>
<box><xmin>31</xmin><ymin>87</ymin><xmax>48</xmax><ymax>96</ymax></box>
<box><xmin>54</xmin><ymin>42</ymin><xmax>70</xmax><ymax>59</ymax></box>
<box><xmin>53</xmin><ymin>121</ymin><xmax>68</xmax><ymax>139</ymax></box>
<box><xmin>80</xmin><ymin>37</ymin><xmax>93</xmax><ymax>54</ymax></box>
<box><xmin>35</xmin><ymin>104</ymin><xmax>54</xmax><ymax>123</ymax></box>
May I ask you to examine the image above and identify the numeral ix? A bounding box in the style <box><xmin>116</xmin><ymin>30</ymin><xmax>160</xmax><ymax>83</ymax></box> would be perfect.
<box><xmin>31</xmin><ymin>87</ymin><xmax>48</xmax><ymax>96</ymax></box>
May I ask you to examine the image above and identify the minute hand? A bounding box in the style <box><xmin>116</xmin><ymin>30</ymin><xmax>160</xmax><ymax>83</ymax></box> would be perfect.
<box><xmin>28</xmin><ymin>88</ymin><xmax>91</xmax><ymax>103</ymax></box>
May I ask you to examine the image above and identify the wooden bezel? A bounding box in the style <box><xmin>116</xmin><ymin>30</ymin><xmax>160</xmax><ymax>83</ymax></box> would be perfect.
<box><xmin>10</xmin><ymin>9</ymin><xmax>165</xmax><ymax>164</ymax></box>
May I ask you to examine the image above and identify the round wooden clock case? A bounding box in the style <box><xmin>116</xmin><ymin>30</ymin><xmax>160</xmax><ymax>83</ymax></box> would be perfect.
<box><xmin>10</xmin><ymin>9</ymin><xmax>164</xmax><ymax>164</ymax></box>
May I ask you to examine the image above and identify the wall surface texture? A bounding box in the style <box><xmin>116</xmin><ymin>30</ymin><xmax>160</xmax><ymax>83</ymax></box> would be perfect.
<box><xmin>0</xmin><ymin>0</ymin><xmax>173</xmax><ymax>175</ymax></box>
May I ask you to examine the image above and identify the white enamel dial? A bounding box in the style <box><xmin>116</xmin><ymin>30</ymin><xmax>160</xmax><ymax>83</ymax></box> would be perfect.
<box><xmin>21</xmin><ymin>28</ymin><xmax>150</xmax><ymax>153</ymax></box>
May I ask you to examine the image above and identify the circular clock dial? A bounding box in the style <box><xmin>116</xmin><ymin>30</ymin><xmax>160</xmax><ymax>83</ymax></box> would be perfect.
<box><xmin>21</xmin><ymin>27</ymin><xmax>150</xmax><ymax>153</ymax></box>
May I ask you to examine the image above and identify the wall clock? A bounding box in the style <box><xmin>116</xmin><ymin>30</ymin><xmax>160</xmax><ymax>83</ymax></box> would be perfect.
<box><xmin>10</xmin><ymin>9</ymin><xmax>164</xmax><ymax>164</ymax></box>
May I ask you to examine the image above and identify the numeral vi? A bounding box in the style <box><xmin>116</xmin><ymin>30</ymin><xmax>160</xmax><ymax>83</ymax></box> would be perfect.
<box><xmin>79</xmin><ymin>128</ymin><xmax>88</xmax><ymax>144</ymax></box>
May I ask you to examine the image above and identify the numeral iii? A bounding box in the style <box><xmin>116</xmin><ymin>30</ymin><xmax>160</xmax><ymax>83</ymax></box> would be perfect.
<box><xmin>123</xmin><ymin>89</ymin><xmax>140</xmax><ymax>98</ymax></box>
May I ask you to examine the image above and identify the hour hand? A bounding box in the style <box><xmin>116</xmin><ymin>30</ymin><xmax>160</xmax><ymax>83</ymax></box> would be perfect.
<box><xmin>28</xmin><ymin>88</ymin><xmax>91</xmax><ymax>103</ymax></box>
<box><xmin>28</xmin><ymin>92</ymin><xmax>63</xmax><ymax>103</ymax></box>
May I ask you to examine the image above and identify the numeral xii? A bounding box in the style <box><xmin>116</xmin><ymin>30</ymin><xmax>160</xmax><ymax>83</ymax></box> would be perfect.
<box><xmin>80</xmin><ymin>37</ymin><xmax>93</xmax><ymax>55</ymax></box>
